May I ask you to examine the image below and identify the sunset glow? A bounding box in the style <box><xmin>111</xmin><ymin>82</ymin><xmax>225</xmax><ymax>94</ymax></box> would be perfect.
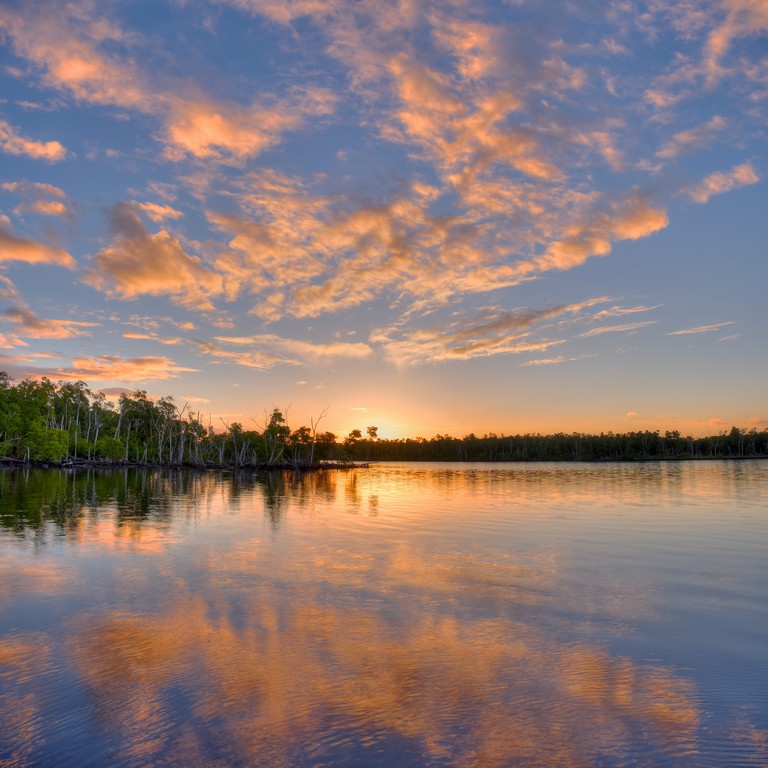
<box><xmin>0</xmin><ymin>1</ymin><xmax>765</xmax><ymax>438</ymax></box>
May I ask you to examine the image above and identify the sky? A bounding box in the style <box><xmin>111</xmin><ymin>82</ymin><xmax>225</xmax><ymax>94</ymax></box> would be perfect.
<box><xmin>0</xmin><ymin>0</ymin><xmax>766</xmax><ymax>440</ymax></box>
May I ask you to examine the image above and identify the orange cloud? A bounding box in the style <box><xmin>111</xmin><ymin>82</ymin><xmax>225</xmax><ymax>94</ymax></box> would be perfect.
<box><xmin>194</xmin><ymin>332</ymin><xmax>370</xmax><ymax>372</ymax></box>
<box><xmin>533</xmin><ymin>199</ymin><xmax>668</xmax><ymax>273</ymax></box>
<box><xmin>0</xmin><ymin>4</ymin><xmax>335</xmax><ymax>163</ymax></box>
<box><xmin>0</xmin><ymin>5</ymin><xmax>152</xmax><ymax>109</ymax></box>
<box><xmin>579</xmin><ymin>321</ymin><xmax>657</xmax><ymax>338</ymax></box>
<box><xmin>122</xmin><ymin>332</ymin><xmax>183</xmax><ymax>346</ymax></box>
<box><xmin>607</xmin><ymin>199</ymin><xmax>670</xmax><ymax>240</ymax></box>
<box><xmin>1</xmin><ymin>308</ymin><xmax>98</xmax><ymax>340</ymax></box>
<box><xmin>431</xmin><ymin>17</ymin><xmax>501</xmax><ymax>81</ymax></box>
<box><xmin>164</xmin><ymin>97</ymin><xmax>307</xmax><ymax>161</ymax></box>
<box><xmin>84</xmin><ymin>203</ymin><xmax>223</xmax><ymax>310</ymax></box>
<box><xmin>53</xmin><ymin>355</ymin><xmax>198</xmax><ymax>382</ymax></box>
<box><xmin>687</xmin><ymin>162</ymin><xmax>759</xmax><ymax>203</ymax></box>
<box><xmin>425</xmin><ymin>197</ymin><xmax>665</xmax><ymax>310</ymax></box>
<box><xmin>3</xmin><ymin>0</ymin><xmax>747</xmax><ymax>345</ymax></box>
<box><xmin>192</xmin><ymin>339</ymin><xmax>292</xmax><ymax>370</ymax></box>
<box><xmin>214</xmin><ymin>334</ymin><xmax>372</xmax><ymax>361</ymax></box>
<box><xmin>0</xmin><ymin>118</ymin><xmax>66</xmax><ymax>161</ymax></box>
<box><xmin>2</xmin><ymin>180</ymin><xmax>75</xmax><ymax>220</ymax></box>
<box><xmin>373</xmin><ymin>299</ymin><xmax>611</xmax><ymax>365</ymax></box>
<box><xmin>385</xmin><ymin>54</ymin><xmax>559</xmax><ymax>190</ymax></box>
<box><xmin>520</xmin><ymin>356</ymin><xmax>566</xmax><ymax>366</ymax></box>
<box><xmin>23</xmin><ymin>200</ymin><xmax>69</xmax><ymax>216</ymax></box>
<box><xmin>704</xmin><ymin>0</ymin><xmax>768</xmax><ymax>82</ymax></box>
<box><xmin>667</xmin><ymin>321</ymin><xmax>735</xmax><ymax>336</ymax></box>
<box><xmin>125</xmin><ymin>315</ymin><xmax>197</xmax><ymax>333</ymax></box>
<box><xmin>208</xmin><ymin>165</ymin><xmax>667</xmax><ymax>323</ymax></box>
<box><xmin>1</xmin><ymin>180</ymin><xmax>65</xmax><ymax>196</ymax></box>
<box><xmin>210</xmin><ymin>171</ymin><xmax>453</xmax><ymax>320</ymax></box>
<box><xmin>0</xmin><ymin>331</ymin><xmax>27</xmax><ymax>350</ymax></box>
<box><xmin>0</xmin><ymin>215</ymin><xmax>76</xmax><ymax>268</ymax></box>
<box><xmin>576</xmin><ymin>130</ymin><xmax>625</xmax><ymax>171</ymax></box>
<box><xmin>656</xmin><ymin>116</ymin><xmax>727</xmax><ymax>159</ymax></box>
<box><xmin>223</xmin><ymin>0</ymin><xmax>337</xmax><ymax>25</ymax></box>
<box><xmin>591</xmin><ymin>304</ymin><xmax>663</xmax><ymax>321</ymax></box>
<box><xmin>0</xmin><ymin>274</ymin><xmax>24</xmax><ymax>304</ymax></box>
<box><xmin>134</xmin><ymin>202</ymin><xmax>184</xmax><ymax>222</ymax></box>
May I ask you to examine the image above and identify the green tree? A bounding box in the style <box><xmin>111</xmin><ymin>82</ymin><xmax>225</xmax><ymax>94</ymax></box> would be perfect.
<box><xmin>95</xmin><ymin>435</ymin><xmax>125</xmax><ymax>461</ymax></box>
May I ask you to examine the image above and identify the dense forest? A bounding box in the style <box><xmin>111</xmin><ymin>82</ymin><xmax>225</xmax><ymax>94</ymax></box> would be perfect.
<box><xmin>0</xmin><ymin>372</ymin><xmax>766</xmax><ymax>468</ymax></box>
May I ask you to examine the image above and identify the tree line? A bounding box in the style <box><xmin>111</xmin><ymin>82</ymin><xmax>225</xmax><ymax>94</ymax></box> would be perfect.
<box><xmin>343</xmin><ymin>427</ymin><xmax>768</xmax><ymax>462</ymax></box>
<box><xmin>0</xmin><ymin>373</ymin><xmax>335</xmax><ymax>468</ymax></box>
<box><xmin>0</xmin><ymin>372</ymin><xmax>765</xmax><ymax>467</ymax></box>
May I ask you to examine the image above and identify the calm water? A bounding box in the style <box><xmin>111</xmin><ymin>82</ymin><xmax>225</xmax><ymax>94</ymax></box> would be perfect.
<box><xmin>1</xmin><ymin>461</ymin><xmax>766</xmax><ymax>767</ymax></box>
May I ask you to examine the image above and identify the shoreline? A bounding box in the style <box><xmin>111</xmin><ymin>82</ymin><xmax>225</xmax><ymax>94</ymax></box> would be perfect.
<box><xmin>0</xmin><ymin>457</ymin><xmax>368</xmax><ymax>472</ymax></box>
<box><xmin>1</xmin><ymin>455</ymin><xmax>764</xmax><ymax>472</ymax></box>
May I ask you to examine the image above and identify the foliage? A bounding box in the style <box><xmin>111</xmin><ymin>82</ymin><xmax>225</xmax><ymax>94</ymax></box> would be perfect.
<box><xmin>338</xmin><ymin>428</ymin><xmax>768</xmax><ymax>462</ymax></box>
<box><xmin>0</xmin><ymin>371</ymin><xmax>766</xmax><ymax>468</ymax></box>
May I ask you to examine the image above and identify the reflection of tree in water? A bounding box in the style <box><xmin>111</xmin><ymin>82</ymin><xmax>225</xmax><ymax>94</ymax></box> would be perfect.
<box><xmin>0</xmin><ymin>468</ymin><xmax>198</xmax><ymax>541</ymax></box>
<box><xmin>113</xmin><ymin>469</ymin><xmax>186</xmax><ymax>523</ymax></box>
<box><xmin>0</xmin><ymin>467</ymin><xmax>367</xmax><ymax>540</ymax></box>
<box><xmin>253</xmin><ymin>469</ymin><xmax>349</xmax><ymax>529</ymax></box>
<box><xmin>258</xmin><ymin>471</ymin><xmax>287</xmax><ymax>529</ymax></box>
<box><xmin>0</xmin><ymin>468</ymin><xmax>98</xmax><ymax>535</ymax></box>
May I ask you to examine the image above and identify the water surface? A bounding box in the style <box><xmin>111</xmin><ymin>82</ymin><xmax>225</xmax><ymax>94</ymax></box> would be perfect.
<box><xmin>1</xmin><ymin>461</ymin><xmax>766</xmax><ymax>767</ymax></box>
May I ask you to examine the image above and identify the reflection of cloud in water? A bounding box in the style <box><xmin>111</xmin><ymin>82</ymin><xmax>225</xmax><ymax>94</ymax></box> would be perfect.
<box><xmin>68</xmin><ymin>515</ymin><xmax>173</xmax><ymax>555</ymax></box>
<box><xmin>0</xmin><ymin>634</ymin><xmax>53</xmax><ymax>767</ymax></box>
<box><xmin>0</xmin><ymin>556</ymin><xmax>72</xmax><ymax>611</ymax></box>
<box><xmin>65</xmin><ymin>563</ymin><xmax>714</xmax><ymax>767</ymax></box>
<box><xmin>200</xmin><ymin>538</ymin><xmax>649</xmax><ymax>641</ymax></box>
<box><xmin>3</xmin><ymin>465</ymin><xmax>767</xmax><ymax>765</ymax></box>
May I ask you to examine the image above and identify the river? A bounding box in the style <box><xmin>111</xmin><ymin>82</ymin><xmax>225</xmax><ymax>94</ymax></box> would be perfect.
<box><xmin>1</xmin><ymin>461</ymin><xmax>766</xmax><ymax>767</ymax></box>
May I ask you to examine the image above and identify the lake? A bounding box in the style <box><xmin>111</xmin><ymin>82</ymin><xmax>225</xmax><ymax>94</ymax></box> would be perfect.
<box><xmin>1</xmin><ymin>461</ymin><xmax>766</xmax><ymax>767</ymax></box>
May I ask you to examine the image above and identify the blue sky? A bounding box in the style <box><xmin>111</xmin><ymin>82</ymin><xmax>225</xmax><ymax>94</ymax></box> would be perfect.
<box><xmin>0</xmin><ymin>0</ymin><xmax>766</xmax><ymax>438</ymax></box>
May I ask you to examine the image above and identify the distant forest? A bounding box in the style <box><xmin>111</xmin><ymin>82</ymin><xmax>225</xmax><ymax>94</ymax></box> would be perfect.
<box><xmin>1</xmin><ymin>373</ymin><xmax>766</xmax><ymax>468</ymax></box>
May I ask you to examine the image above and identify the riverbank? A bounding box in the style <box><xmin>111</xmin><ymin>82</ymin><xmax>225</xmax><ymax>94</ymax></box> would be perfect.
<box><xmin>0</xmin><ymin>456</ymin><xmax>368</xmax><ymax>471</ymax></box>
